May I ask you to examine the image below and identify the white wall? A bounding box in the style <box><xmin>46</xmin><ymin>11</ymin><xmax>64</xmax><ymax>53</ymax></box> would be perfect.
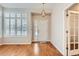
<box><xmin>0</xmin><ymin>5</ymin><xmax>2</xmax><ymax>44</ymax></box>
<box><xmin>51</xmin><ymin>3</ymin><xmax>73</xmax><ymax>55</ymax></box>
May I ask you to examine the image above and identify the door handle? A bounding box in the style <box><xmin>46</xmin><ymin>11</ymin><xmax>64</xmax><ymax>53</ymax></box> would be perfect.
<box><xmin>66</xmin><ymin>30</ymin><xmax>68</xmax><ymax>33</ymax></box>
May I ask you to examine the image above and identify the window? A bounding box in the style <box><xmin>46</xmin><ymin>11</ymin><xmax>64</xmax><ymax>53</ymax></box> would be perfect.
<box><xmin>4</xmin><ymin>10</ymin><xmax>27</xmax><ymax>37</ymax></box>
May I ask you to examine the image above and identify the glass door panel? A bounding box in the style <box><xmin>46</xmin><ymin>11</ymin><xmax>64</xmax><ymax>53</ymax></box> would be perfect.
<box><xmin>75</xmin><ymin>43</ymin><xmax>78</xmax><ymax>49</ymax></box>
<box><xmin>70</xmin><ymin>36</ymin><xmax>74</xmax><ymax>42</ymax></box>
<box><xmin>70</xmin><ymin>44</ymin><xmax>74</xmax><ymax>50</ymax></box>
<box><xmin>69</xmin><ymin>13</ymin><xmax>75</xmax><ymax>51</ymax></box>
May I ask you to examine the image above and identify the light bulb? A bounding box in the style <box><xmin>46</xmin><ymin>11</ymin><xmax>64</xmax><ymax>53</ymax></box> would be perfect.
<box><xmin>41</xmin><ymin>10</ymin><xmax>46</xmax><ymax>17</ymax></box>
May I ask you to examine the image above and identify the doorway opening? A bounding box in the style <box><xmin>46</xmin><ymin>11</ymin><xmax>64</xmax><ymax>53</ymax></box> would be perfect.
<box><xmin>31</xmin><ymin>13</ymin><xmax>51</xmax><ymax>43</ymax></box>
<box><xmin>65</xmin><ymin>3</ymin><xmax>79</xmax><ymax>56</ymax></box>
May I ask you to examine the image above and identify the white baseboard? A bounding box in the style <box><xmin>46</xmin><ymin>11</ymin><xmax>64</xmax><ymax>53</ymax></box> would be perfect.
<box><xmin>50</xmin><ymin>41</ymin><xmax>64</xmax><ymax>56</ymax></box>
<box><xmin>1</xmin><ymin>42</ymin><xmax>31</xmax><ymax>45</ymax></box>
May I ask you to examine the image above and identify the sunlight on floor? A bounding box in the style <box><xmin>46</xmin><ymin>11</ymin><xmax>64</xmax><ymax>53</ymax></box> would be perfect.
<box><xmin>33</xmin><ymin>43</ymin><xmax>40</xmax><ymax>55</ymax></box>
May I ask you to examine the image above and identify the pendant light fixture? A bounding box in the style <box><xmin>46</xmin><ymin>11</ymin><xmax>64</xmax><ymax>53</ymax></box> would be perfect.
<box><xmin>41</xmin><ymin>3</ymin><xmax>46</xmax><ymax>17</ymax></box>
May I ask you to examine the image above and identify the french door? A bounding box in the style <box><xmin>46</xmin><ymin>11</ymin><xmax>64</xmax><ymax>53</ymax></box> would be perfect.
<box><xmin>67</xmin><ymin>10</ymin><xmax>79</xmax><ymax>56</ymax></box>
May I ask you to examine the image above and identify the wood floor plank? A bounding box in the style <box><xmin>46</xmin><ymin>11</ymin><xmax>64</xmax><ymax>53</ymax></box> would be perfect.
<box><xmin>0</xmin><ymin>43</ymin><xmax>62</xmax><ymax>56</ymax></box>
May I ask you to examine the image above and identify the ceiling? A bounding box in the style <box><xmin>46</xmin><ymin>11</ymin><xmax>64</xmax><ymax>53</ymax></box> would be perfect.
<box><xmin>0</xmin><ymin>3</ymin><xmax>73</xmax><ymax>12</ymax></box>
<box><xmin>0</xmin><ymin>3</ymin><xmax>53</xmax><ymax>9</ymax></box>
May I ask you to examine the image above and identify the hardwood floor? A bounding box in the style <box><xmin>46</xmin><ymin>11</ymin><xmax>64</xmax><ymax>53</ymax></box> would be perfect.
<box><xmin>0</xmin><ymin>42</ymin><xmax>62</xmax><ymax>56</ymax></box>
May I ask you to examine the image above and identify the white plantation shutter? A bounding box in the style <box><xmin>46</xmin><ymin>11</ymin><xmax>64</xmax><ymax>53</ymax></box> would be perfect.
<box><xmin>4</xmin><ymin>9</ymin><xmax>27</xmax><ymax>37</ymax></box>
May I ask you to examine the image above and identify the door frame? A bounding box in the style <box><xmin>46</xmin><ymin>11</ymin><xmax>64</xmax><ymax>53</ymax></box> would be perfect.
<box><xmin>31</xmin><ymin>13</ymin><xmax>51</xmax><ymax>43</ymax></box>
<box><xmin>64</xmin><ymin>3</ymin><xmax>79</xmax><ymax>56</ymax></box>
